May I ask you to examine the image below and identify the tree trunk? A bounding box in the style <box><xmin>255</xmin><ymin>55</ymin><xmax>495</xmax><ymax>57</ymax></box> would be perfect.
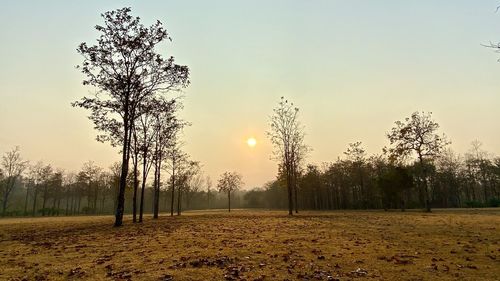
<box><xmin>24</xmin><ymin>186</ymin><xmax>30</xmax><ymax>215</ymax></box>
<box><xmin>65</xmin><ymin>192</ymin><xmax>70</xmax><ymax>216</ymax></box>
<box><xmin>207</xmin><ymin>189</ymin><xmax>210</xmax><ymax>209</ymax></box>
<box><xmin>41</xmin><ymin>185</ymin><xmax>48</xmax><ymax>216</ymax></box>
<box><xmin>177</xmin><ymin>184</ymin><xmax>182</xmax><ymax>216</ymax></box>
<box><xmin>115</xmin><ymin>113</ymin><xmax>132</xmax><ymax>227</ymax></box>
<box><xmin>293</xmin><ymin>168</ymin><xmax>298</xmax><ymax>213</ymax></box>
<box><xmin>93</xmin><ymin>184</ymin><xmax>98</xmax><ymax>214</ymax></box>
<box><xmin>132</xmin><ymin>153</ymin><xmax>139</xmax><ymax>223</ymax></box>
<box><xmin>139</xmin><ymin>152</ymin><xmax>148</xmax><ymax>223</ymax></box>
<box><xmin>2</xmin><ymin>193</ymin><xmax>8</xmax><ymax>216</ymax></box>
<box><xmin>77</xmin><ymin>196</ymin><xmax>82</xmax><ymax>215</ymax></box>
<box><xmin>287</xmin><ymin>170</ymin><xmax>293</xmax><ymax>215</ymax></box>
<box><xmin>170</xmin><ymin>159</ymin><xmax>176</xmax><ymax>217</ymax></box>
<box><xmin>32</xmin><ymin>188</ymin><xmax>38</xmax><ymax>217</ymax></box>
<box><xmin>153</xmin><ymin>154</ymin><xmax>161</xmax><ymax>219</ymax></box>
<box><xmin>228</xmin><ymin>190</ymin><xmax>231</xmax><ymax>212</ymax></box>
<box><xmin>421</xmin><ymin>161</ymin><xmax>431</xmax><ymax>213</ymax></box>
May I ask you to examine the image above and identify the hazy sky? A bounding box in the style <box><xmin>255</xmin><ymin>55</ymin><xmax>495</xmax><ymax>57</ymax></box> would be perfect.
<box><xmin>1</xmin><ymin>1</ymin><xmax>500</xmax><ymax>188</ymax></box>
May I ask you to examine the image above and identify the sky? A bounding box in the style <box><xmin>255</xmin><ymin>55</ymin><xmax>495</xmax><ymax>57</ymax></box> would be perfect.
<box><xmin>1</xmin><ymin>1</ymin><xmax>500</xmax><ymax>188</ymax></box>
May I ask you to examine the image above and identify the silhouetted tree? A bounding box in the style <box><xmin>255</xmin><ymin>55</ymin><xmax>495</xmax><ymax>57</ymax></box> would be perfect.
<box><xmin>268</xmin><ymin>97</ymin><xmax>307</xmax><ymax>215</ymax></box>
<box><xmin>217</xmin><ymin>172</ymin><xmax>243</xmax><ymax>212</ymax></box>
<box><xmin>72</xmin><ymin>7</ymin><xmax>189</xmax><ymax>226</ymax></box>
<box><xmin>386</xmin><ymin>111</ymin><xmax>449</xmax><ymax>212</ymax></box>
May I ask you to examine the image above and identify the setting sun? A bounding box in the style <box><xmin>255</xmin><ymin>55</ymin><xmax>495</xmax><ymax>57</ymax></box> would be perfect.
<box><xmin>246</xmin><ymin>137</ymin><xmax>257</xmax><ymax>147</ymax></box>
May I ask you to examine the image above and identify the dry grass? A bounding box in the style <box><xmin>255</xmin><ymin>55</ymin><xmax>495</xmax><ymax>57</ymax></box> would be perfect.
<box><xmin>0</xmin><ymin>209</ymin><xmax>499</xmax><ymax>281</ymax></box>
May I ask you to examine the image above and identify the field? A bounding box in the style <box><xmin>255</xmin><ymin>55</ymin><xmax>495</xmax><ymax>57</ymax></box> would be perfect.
<box><xmin>0</xmin><ymin>210</ymin><xmax>499</xmax><ymax>281</ymax></box>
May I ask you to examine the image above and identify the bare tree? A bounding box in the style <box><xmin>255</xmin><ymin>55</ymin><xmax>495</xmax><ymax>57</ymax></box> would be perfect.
<box><xmin>1</xmin><ymin>147</ymin><xmax>28</xmax><ymax>216</ymax></box>
<box><xmin>267</xmin><ymin>97</ymin><xmax>307</xmax><ymax>215</ymax></box>
<box><xmin>386</xmin><ymin>111</ymin><xmax>450</xmax><ymax>212</ymax></box>
<box><xmin>72</xmin><ymin>7</ymin><xmax>189</xmax><ymax>226</ymax></box>
<box><xmin>217</xmin><ymin>172</ymin><xmax>243</xmax><ymax>212</ymax></box>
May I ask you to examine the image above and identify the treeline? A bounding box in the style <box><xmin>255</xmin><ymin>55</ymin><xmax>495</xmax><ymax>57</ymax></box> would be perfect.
<box><xmin>1</xmin><ymin>138</ymin><xmax>498</xmax><ymax>217</ymax></box>
<box><xmin>265</xmin><ymin>96</ymin><xmax>500</xmax><ymax>213</ymax></box>
<box><xmin>0</xmin><ymin>150</ymin><xmax>250</xmax><ymax>217</ymax></box>
<box><xmin>246</xmin><ymin>141</ymin><xmax>500</xmax><ymax>211</ymax></box>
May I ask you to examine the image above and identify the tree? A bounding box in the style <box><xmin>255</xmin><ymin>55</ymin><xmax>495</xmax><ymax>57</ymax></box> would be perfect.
<box><xmin>267</xmin><ymin>97</ymin><xmax>307</xmax><ymax>215</ymax></box>
<box><xmin>386</xmin><ymin>111</ymin><xmax>450</xmax><ymax>212</ymax></box>
<box><xmin>176</xmin><ymin>160</ymin><xmax>200</xmax><ymax>215</ymax></box>
<box><xmin>1</xmin><ymin>147</ymin><xmax>28</xmax><ymax>216</ymax></box>
<box><xmin>150</xmin><ymin>99</ymin><xmax>184</xmax><ymax>219</ymax></box>
<box><xmin>79</xmin><ymin>161</ymin><xmax>102</xmax><ymax>214</ymax></box>
<box><xmin>206</xmin><ymin>176</ymin><xmax>213</xmax><ymax>209</ymax></box>
<box><xmin>217</xmin><ymin>172</ymin><xmax>243</xmax><ymax>212</ymax></box>
<box><xmin>165</xmin><ymin>141</ymin><xmax>186</xmax><ymax>216</ymax></box>
<box><xmin>344</xmin><ymin>142</ymin><xmax>367</xmax><ymax>208</ymax></box>
<box><xmin>38</xmin><ymin>164</ymin><xmax>54</xmax><ymax>216</ymax></box>
<box><xmin>72</xmin><ymin>7</ymin><xmax>190</xmax><ymax>226</ymax></box>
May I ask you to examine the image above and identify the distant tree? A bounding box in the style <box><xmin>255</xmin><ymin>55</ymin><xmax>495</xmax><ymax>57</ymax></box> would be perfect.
<box><xmin>176</xmin><ymin>160</ymin><xmax>200</xmax><ymax>215</ymax></box>
<box><xmin>78</xmin><ymin>161</ymin><xmax>102</xmax><ymax>214</ymax></box>
<box><xmin>62</xmin><ymin>172</ymin><xmax>77</xmax><ymax>216</ymax></box>
<box><xmin>464</xmin><ymin>140</ymin><xmax>495</xmax><ymax>204</ymax></box>
<box><xmin>72</xmin><ymin>7</ymin><xmax>190</xmax><ymax>226</ymax></box>
<box><xmin>39</xmin><ymin>165</ymin><xmax>54</xmax><ymax>216</ymax></box>
<box><xmin>386</xmin><ymin>111</ymin><xmax>450</xmax><ymax>212</ymax></box>
<box><xmin>344</xmin><ymin>142</ymin><xmax>368</xmax><ymax>208</ymax></box>
<box><xmin>165</xmin><ymin>141</ymin><xmax>186</xmax><ymax>216</ymax></box>
<box><xmin>206</xmin><ymin>176</ymin><xmax>213</xmax><ymax>209</ymax></box>
<box><xmin>435</xmin><ymin>148</ymin><xmax>463</xmax><ymax>208</ymax></box>
<box><xmin>267</xmin><ymin>97</ymin><xmax>307</xmax><ymax>215</ymax></box>
<box><xmin>377</xmin><ymin>164</ymin><xmax>413</xmax><ymax>211</ymax></box>
<box><xmin>109</xmin><ymin>162</ymin><xmax>122</xmax><ymax>212</ymax></box>
<box><xmin>217</xmin><ymin>172</ymin><xmax>243</xmax><ymax>212</ymax></box>
<box><xmin>1</xmin><ymin>147</ymin><xmax>28</xmax><ymax>216</ymax></box>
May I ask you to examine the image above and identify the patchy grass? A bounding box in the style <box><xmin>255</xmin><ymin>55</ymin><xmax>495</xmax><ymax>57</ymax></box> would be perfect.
<box><xmin>0</xmin><ymin>209</ymin><xmax>499</xmax><ymax>281</ymax></box>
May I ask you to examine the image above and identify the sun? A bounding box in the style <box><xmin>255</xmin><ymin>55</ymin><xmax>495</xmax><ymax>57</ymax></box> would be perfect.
<box><xmin>246</xmin><ymin>137</ymin><xmax>257</xmax><ymax>147</ymax></box>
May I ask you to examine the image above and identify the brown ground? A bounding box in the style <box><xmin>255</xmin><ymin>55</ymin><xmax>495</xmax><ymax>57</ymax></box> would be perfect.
<box><xmin>0</xmin><ymin>209</ymin><xmax>499</xmax><ymax>281</ymax></box>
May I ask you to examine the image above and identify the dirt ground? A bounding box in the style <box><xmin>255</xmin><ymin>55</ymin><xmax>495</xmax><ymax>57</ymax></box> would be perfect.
<box><xmin>0</xmin><ymin>209</ymin><xmax>499</xmax><ymax>281</ymax></box>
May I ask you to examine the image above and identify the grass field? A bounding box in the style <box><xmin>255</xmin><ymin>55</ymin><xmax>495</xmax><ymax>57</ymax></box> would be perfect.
<box><xmin>0</xmin><ymin>209</ymin><xmax>499</xmax><ymax>281</ymax></box>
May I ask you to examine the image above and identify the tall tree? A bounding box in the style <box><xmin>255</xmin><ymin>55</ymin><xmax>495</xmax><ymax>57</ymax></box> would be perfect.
<box><xmin>267</xmin><ymin>97</ymin><xmax>307</xmax><ymax>215</ymax></box>
<box><xmin>72</xmin><ymin>7</ymin><xmax>189</xmax><ymax>226</ymax></box>
<box><xmin>217</xmin><ymin>172</ymin><xmax>243</xmax><ymax>212</ymax></box>
<box><xmin>1</xmin><ymin>147</ymin><xmax>28</xmax><ymax>216</ymax></box>
<box><xmin>151</xmin><ymin>98</ymin><xmax>184</xmax><ymax>219</ymax></box>
<box><xmin>386</xmin><ymin>111</ymin><xmax>449</xmax><ymax>212</ymax></box>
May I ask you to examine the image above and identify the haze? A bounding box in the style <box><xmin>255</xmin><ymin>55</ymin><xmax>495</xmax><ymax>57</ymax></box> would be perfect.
<box><xmin>1</xmin><ymin>0</ymin><xmax>499</xmax><ymax>188</ymax></box>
